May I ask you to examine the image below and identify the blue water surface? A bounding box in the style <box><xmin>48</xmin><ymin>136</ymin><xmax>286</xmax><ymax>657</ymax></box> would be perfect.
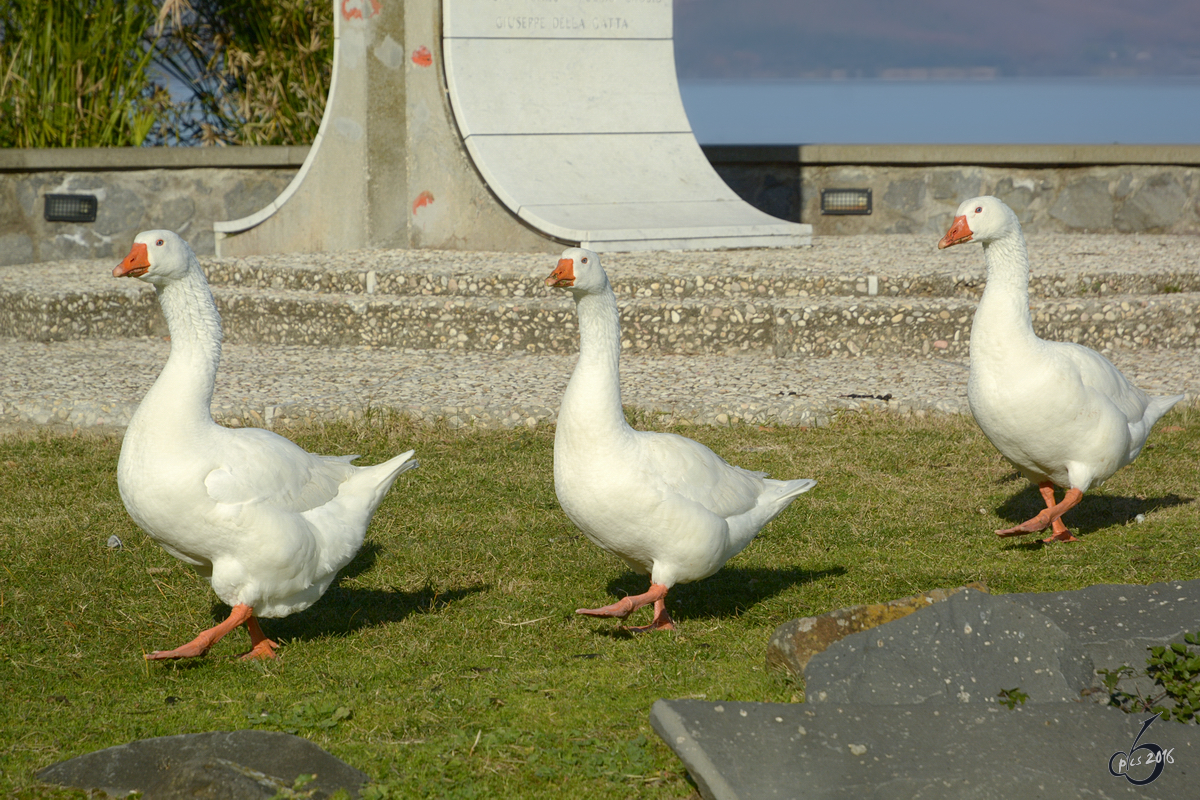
<box><xmin>677</xmin><ymin>79</ymin><xmax>1200</xmax><ymax>145</ymax></box>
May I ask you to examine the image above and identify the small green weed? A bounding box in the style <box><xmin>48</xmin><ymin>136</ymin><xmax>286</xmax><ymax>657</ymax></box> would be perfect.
<box><xmin>996</xmin><ymin>687</ymin><xmax>1028</xmax><ymax>709</ymax></box>
<box><xmin>248</xmin><ymin>697</ymin><xmax>353</xmax><ymax>735</ymax></box>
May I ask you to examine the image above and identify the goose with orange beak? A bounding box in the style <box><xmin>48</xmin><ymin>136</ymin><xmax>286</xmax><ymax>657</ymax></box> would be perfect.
<box><xmin>113</xmin><ymin>230</ymin><xmax>418</xmax><ymax>660</ymax></box>
<box><xmin>545</xmin><ymin>247</ymin><xmax>816</xmax><ymax>631</ymax></box>
<box><xmin>939</xmin><ymin>196</ymin><xmax>1182</xmax><ymax>542</ymax></box>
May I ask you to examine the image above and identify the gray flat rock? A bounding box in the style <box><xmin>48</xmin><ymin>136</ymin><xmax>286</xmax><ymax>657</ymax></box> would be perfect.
<box><xmin>804</xmin><ymin>588</ymin><xmax>1096</xmax><ymax>705</ymax></box>
<box><xmin>652</xmin><ymin>698</ymin><xmax>1196</xmax><ymax>800</ymax></box>
<box><xmin>654</xmin><ymin>580</ymin><xmax>1200</xmax><ymax>798</ymax></box>
<box><xmin>1007</xmin><ymin>581</ymin><xmax>1200</xmax><ymax>692</ymax></box>
<box><xmin>804</xmin><ymin>580</ymin><xmax>1200</xmax><ymax>707</ymax></box>
<box><xmin>36</xmin><ymin>729</ymin><xmax>368</xmax><ymax>799</ymax></box>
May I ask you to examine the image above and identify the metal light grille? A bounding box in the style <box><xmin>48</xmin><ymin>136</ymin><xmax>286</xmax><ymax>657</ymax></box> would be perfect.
<box><xmin>44</xmin><ymin>194</ymin><xmax>98</xmax><ymax>223</ymax></box>
<box><xmin>820</xmin><ymin>188</ymin><xmax>872</xmax><ymax>215</ymax></box>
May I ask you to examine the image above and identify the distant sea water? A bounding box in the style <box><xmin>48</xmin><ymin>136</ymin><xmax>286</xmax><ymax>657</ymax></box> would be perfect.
<box><xmin>677</xmin><ymin>78</ymin><xmax>1200</xmax><ymax>145</ymax></box>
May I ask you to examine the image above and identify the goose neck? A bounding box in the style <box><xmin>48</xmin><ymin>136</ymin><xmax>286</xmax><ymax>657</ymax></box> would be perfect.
<box><xmin>972</xmin><ymin>232</ymin><xmax>1038</xmax><ymax>351</ymax></box>
<box><xmin>562</xmin><ymin>286</ymin><xmax>628</xmax><ymax>432</ymax></box>
<box><xmin>146</xmin><ymin>271</ymin><xmax>223</xmax><ymax>421</ymax></box>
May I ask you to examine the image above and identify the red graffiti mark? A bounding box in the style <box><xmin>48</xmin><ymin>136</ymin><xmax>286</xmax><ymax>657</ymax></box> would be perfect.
<box><xmin>341</xmin><ymin>0</ymin><xmax>381</xmax><ymax>20</ymax></box>
<box><xmin>412</xmin><ymin>191</ymin><xmax>434</xmax><ymax>214</ymax></box>
<box><xmin>412</xmin><ymin>46</ymin><xmax>432</xmax><ymax>67</ymax></box>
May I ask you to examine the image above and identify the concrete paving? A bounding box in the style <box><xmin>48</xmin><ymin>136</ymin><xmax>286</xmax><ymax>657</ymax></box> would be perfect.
<box><xmin>1</xmin><ymin>235</ymin><xmax>1197</xmax><ymax>433</ymax></box>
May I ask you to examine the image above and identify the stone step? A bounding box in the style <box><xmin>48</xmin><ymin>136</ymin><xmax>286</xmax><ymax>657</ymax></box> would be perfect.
<box><xmin>202</xmin><ymin>253</ymin><xmax>1200</xmax><ymax>301</ymax></box>
<box><xmin>4</xmin><ymin>279</ymin><xmax>1197</xmax><ymax>359</ymax></box>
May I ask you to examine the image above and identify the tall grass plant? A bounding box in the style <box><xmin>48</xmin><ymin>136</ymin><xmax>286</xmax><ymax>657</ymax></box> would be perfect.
<box><xmin>0</xmin><ymin>0</ymin><xmax>165</xmax><ymax>147</ymax></box>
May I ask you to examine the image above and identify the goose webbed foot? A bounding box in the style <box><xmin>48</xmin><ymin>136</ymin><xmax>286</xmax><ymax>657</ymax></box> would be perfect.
<box><xmin>578</xmin><ymin>582</ymin><xmax>673</xmax><ymax>631</ymax></box>
<box><xmin>622</xmin><ymin>598</ymin><xmax>676</xmax><ymax>633</ymax></box>
<box><xmin>145</xmin><ymin>603</ymin><xmax>256</xmax><ymax>660</ymax></box>
<box><xmin>996</xmin><ymin>484</ymin><xmax>1083</xmax><ymax>543</ymax></box>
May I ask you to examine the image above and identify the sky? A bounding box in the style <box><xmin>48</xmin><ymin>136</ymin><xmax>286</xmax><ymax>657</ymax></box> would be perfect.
<box><xmin>672</xmin><ymin>0</ymin><xmax>1200</xmax><ymax>80</ymax></box>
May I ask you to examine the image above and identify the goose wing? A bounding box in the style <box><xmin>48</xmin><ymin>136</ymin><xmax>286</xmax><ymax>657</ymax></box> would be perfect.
<box><xmin>639</xmin><ymin>431</ymin><xmax>766</xmax><ymax>519</ymax></box>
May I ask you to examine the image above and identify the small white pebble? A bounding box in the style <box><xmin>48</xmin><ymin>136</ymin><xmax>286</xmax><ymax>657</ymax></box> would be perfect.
<box><xmin>106</xmin><ymin>535</ymin><xmax>122</xmax><ymax>549</ymax></box>
<box><xmin>1135</xmin><ymin>514</ymin><xmax>1146</xmax><ymax>523</ymax></box>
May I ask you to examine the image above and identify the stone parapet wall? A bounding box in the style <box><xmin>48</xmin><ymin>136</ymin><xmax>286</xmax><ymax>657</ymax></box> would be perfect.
<box><xmin>706</xmin><ymin>144</ymin><xmax>1200</xmax><ymax>237</ymax></box>
<box><xmin>2</xmin><ymin>144</ymin><xmax>1198</xmax><ymax>267</ymax></box>
<box><xmin>0</xmin><ymin>147</ymin><xmax>305</xmax><ymax>266</ymax></box>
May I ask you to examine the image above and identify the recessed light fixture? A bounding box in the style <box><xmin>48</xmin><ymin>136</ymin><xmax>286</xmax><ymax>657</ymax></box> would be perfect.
<box><xmin>44</xmin><ymin>194</ymin><xmax>98</xmax><ymax>223</ymax></box>
<box><xmin>820</xmin><ymin>188</ymin><xmax>872</xmax><ymax>215</ymax></box>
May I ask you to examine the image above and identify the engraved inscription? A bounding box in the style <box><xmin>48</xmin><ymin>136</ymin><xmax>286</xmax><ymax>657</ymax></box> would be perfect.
<box><xmin>447</xmin><ymin>0</ymin><xmax>670</xmax><ymax>39</ymax></box>
<box><xmin>494</xmin><ymin>15</ymin><xmax>631</xmax><ymax>30</ymax></box>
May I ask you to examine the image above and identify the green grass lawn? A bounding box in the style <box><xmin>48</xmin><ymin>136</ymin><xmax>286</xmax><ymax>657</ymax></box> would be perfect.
<box><xmin>1</xmin><ymin>408</ymin><xmax>1197</xmax><ymax>798</ymax></box>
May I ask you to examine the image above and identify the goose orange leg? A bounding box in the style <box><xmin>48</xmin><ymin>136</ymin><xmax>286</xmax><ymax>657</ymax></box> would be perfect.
<box><xmin>577</xmin><ymin>582</ymin><xmax>675</xmax><ymax>632</ymax></box>
<box><xmin>146</xmin><ymin>603</ymin><xmax>276</xmax><ymax>660</ymax></box>
<box><xmin>996</xmin><ymin>483</ymin><xmax>1082</xmax><ymax>543</ymax></box>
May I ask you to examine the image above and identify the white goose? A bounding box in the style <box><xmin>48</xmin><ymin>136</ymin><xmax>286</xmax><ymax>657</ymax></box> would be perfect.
<box><xmin>114</xmin><ymin>231</ymin><xmax>417</xmax><ymax>660</ymax></box>
<box><xmin>546</xmin><ymin>248</ymin><xmax>816</xmax><ymax>631</ymax></box>
<box><xmin>939</xmin><ymin>197</ymin><xmax>1183</xmax><ymax>542</ymax></box>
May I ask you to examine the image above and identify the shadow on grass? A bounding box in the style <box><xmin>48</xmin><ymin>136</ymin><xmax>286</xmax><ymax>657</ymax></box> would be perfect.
<box><xmin>995</xmin><ymin>484</ymin><xmax>1194</xmax><ymax>547</ymax></box>
<box><xmin>202</xmin><ymin>543</ymin><xmax>489</xmax><ymax>644</ymax></box>
<box><xmin>598</xmin><ymin>565</ymin><xmax>845</xmax><ymax>626</ymax></box>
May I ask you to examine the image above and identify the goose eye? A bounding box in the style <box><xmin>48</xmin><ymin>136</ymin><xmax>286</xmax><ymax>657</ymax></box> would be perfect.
<box><xmin>581</xmin><ymin>257</ymin><xmax>588</xmax><ymax>263</ymax></box>
<box><xmin>974</xmin><ymin>206</ymin><xmax>983</xmax><ymax>214</ymax></box>
<box><xmin>155</xmin><ymin>239</ymin><xmax>164</xmax><ymax>246</ymax></box>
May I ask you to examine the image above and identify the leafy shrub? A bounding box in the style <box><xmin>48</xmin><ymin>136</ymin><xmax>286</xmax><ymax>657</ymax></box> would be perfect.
<box><xmin>1099</xmin><ymin>631</ymin><xmax>1200</xmax><ymax>723</ymax></box>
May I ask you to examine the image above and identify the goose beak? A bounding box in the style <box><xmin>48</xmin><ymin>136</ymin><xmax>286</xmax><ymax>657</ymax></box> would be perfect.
<box><xmin>938</xmin><ymin>215</ymin><xmax>972</xmax><ymax>250</ymax></box>
<box><xmin>545</xmin><ymin>257</ymin><xmax>575</xmax><ymax>288</ymax></box>
<box><xmin>114</xmin><ymin>242</ymin><xmax>150</xmax><ymax>277</ymax></box>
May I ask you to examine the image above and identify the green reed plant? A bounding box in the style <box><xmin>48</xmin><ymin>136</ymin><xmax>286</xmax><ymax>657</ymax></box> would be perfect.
<box><xmin>0</xmin><ymin>0</ymin><xmax>165</xmax><ymax>147</ymax></box>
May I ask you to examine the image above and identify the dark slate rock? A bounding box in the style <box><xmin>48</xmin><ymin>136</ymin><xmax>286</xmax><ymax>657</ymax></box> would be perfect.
<box><xmin>1007</xmin><ymin>579</ymin><xmax>1200</xmax><ymax>700</ymax></box>
<box><xmin>804</xmin><ymin>588</ymin><xmax>1095</xmax><ymax>705</ymax></box>
<box><xmin>36</xmin><ymin>729</ymin><xmax>368</xmax><ymax>799</ymax></box>
<box><xmin>929</xmin><ymin>169</ymin><xmax>980</xmax><ymax>201</ymax></box>
<box><xmin>652</xmin><ymin>698</ymin><xmax>1197</xmax><ymax>800</ymax></box>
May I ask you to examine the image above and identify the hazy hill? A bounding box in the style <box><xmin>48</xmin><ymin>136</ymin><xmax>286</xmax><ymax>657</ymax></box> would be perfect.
<box><xmin>674</xmin><ymin>0</ymin><xmax>1200</xmax><ymax>79</ymax></box>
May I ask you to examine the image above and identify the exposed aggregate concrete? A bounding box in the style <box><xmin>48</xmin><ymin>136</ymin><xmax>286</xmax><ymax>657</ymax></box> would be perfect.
<box><xmin>1</xmin><ymin>235</ymin><xmax>1196</xmax><ymax>433</ymax></box>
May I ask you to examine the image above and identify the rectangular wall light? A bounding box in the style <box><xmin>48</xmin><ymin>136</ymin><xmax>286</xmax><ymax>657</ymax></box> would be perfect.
<box><xmin>44</xmin><ymin>194</ymin><xmax>98</xmax><ymax>223</ymax></box>
<box><xmin>820</xmin><ymin>188</ymin><xmax>872</xmax><ymax>215</ymax></box>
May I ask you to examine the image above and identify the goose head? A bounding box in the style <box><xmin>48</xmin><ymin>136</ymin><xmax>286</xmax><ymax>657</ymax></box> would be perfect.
<box><xmin>114</xmin><ymin>230</ymin><xmax>197</xmax><ymax>286</ymax></box>
<box><xmin>937</xmin><ymin>196</ymin><xmax>1019</xmax><ymax>250</ymax></box>
<box><xmin>545</xmin><ymin>247</ymin><xmax>607</xmax><ymax>296</ymax></box>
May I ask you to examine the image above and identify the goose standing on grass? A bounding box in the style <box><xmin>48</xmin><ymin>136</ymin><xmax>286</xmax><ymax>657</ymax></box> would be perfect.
<box><xmin>546</xmin><ymin>248</ymin><xmax>816</xmax><ymax>631</ymax></box>
<box><xmin>938</xmin><ymin>197</ymin><xmax>1183</xmax><ymax>542</ymax></box>
<box><xmin>114</xmin><ymin>231</ymin><xmax>417</xmax><ymax>660</ymax></box>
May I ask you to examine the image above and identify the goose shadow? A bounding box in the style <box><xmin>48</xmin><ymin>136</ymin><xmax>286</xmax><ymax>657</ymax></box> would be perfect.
<box><xmin>595</xmin><ymin>565</ymin><xmax>845</xmax><ymax>628</ymax></box>
<box><xmin>994</xmin><ymin>484</ymin><xmax>1194</xmax><ymax>547</ymax></box>
<box><xmin>202</xmin><ymin>542</ymin><xmax>489</xmax><ymax>644</ymax></box>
